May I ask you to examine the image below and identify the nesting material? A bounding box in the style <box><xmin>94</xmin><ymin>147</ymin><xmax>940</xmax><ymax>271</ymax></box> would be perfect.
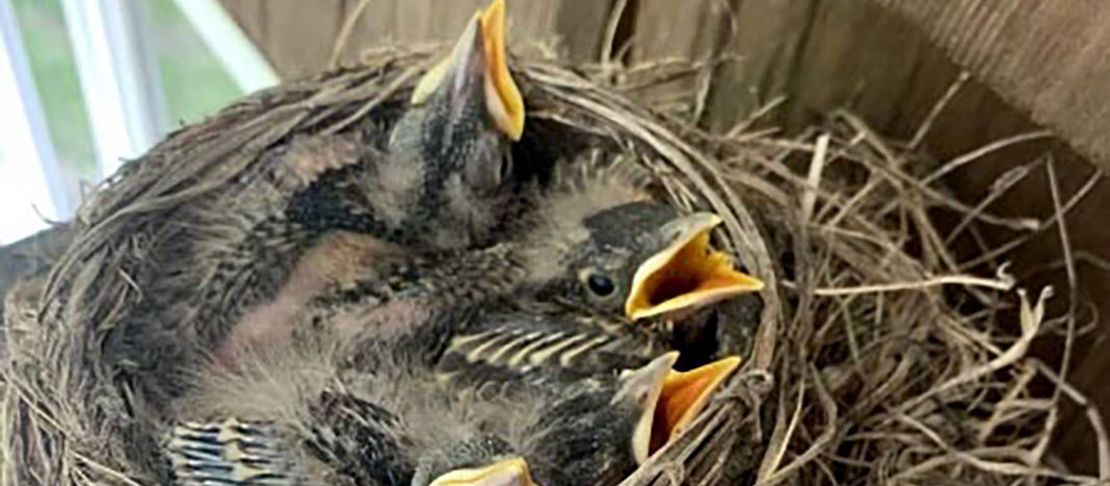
<box><xmin>1</xmin><ymin>48</ymin><xmax>1102</xmax><ymax>485</ymax></box>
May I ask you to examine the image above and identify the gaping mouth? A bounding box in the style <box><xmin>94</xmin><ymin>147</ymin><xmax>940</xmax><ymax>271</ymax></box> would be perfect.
<box><xmin>629</xmin><ymin>353</ymin><xmax>742</xmax><ymax>464</ymax></box>
<box><xmin>429</xmin><ymin>457</ymin><xmax>536</xmax><ymax>486</ymax></box>
<box><xmin>651</xmin><ymin>356</ymin><xmax>741</xmax><ymax>452</ymax></box>
<box><xmin>625</xmin><ymin>213</ymin><xmax>764</xmax><ymax>321</ymax></box>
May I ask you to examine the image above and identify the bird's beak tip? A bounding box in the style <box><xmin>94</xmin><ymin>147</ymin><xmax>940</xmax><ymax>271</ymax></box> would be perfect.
<box><xmin>478</xmin><ymin>0</ymin><xmax>524</xmax><ymax>140</ymax></box>
<box><xmin>429</xmin><ymin>457</ymin><xmax>536</xmax><ymax>486</ymax></box>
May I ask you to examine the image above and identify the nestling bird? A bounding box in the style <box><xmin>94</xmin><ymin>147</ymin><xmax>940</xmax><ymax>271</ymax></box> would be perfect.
<box><xmin>201</xmin><ymin>0</ymin><xmax>528</xmax><ymax>364</ymax></box>
<box><xmin>165</xmin><ymin>346</ymin><xmax>739</xmax><ymax>486</ymax></box>
<box><xmin>417</xmin><ymin>352</ymin><xmax>742</xmax><ymax>486</ymax></box>
<box><xmin>299</xmin><ymin>158</ymin><xmax>764</xmax><ymax>384</ymax></box>
<box><xmin>434</xmin><ymin>201</ymin><xmax>767</xmax><ymax>380</ymax></box>
<box><xmin>287</xmin><ymin>0</ymin><xmax>525</xmax><ymax>250</ymax></box>
<box><xmin>154</xmin><ymin>156</ymin><xmax>758</xmax><ymax>485</ymax></box>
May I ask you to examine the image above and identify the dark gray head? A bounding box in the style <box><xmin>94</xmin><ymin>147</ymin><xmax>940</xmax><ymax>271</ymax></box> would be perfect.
<box><xmin>522</xmin><ymin>195</ymin><xmax>764</xmax><ymax>324</ymax></box>
<box><xmin>367</xmin><ymin>0</ymin><xmax>524</xmax><ymax>250</ymax></box>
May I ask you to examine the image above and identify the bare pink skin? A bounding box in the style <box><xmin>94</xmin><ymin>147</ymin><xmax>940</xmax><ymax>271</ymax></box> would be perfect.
<box><xmin>215</xmin><ymin>231</ymin><xmax>408</xmax><ymax>364</ymax></box>
<box><xmin>330</xmin><ymin>297</ymin><xmax>438</xmax><ymax>343</ymax></box>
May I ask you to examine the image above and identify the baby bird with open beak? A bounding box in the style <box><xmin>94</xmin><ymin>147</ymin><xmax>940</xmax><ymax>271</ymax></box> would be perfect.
<box><xmin>427</xmin><ymin>203</ymin><xmax>762</xmax><ymax>447</ymax></box>
<box><xmin>165</xmin><ymin>348</ymin><xmax>739</xmax><ymax>486</ymax></box>
<box><xmin>416</xmin><ymin>352</ymin><xmax>742</xmax><ymax>486</ymax></box>
<box><xmin>310</xmin><ymin>158</ymin><xmax>764</xmax><ymax>381</ymax></box>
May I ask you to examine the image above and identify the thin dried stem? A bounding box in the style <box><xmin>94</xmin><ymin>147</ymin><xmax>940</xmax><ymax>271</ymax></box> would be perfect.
<box><xmin>787</xmin><ymin>272</ymin><xmax>1014</xmax><ymax>296</ymax></box>
<box><xmin>1036</xmin><ymin>361</ymin><xmax>1110</xmax><ymax>481</ymax></box>
<box><xmin>800</xmin><ymin>134</ymin><xmax>830</xmax><ymax>223</ymax></box>
<box><xmin>922</xmin><ymin>130</ymin><xmax>1053</xmax><ymax>185</ymax></box>
<box><xmin>909</xmin><ymin>71</ymin><xmax>969</xmax><ymax>150</ymax></box>
<box><xmin>329</xmin><ymin>0</ymin><xmax>375</xmax><ymax>69</ymax></box>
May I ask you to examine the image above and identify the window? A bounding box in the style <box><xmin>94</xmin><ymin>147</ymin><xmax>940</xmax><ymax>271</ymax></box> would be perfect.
<box><xmin>0</xmin><ymin>0</ymin><xmax>274</xmax><ymax>244</ymax></box>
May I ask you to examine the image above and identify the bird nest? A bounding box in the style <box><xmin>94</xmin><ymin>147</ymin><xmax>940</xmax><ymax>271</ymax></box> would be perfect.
<box><xmin>2</xmin><ymin>49</ymin><xmax>1101</xmax><ymax>485</ymax></box>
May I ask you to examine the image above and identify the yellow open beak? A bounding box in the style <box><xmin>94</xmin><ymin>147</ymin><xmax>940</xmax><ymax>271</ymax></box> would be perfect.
<box><xmin>650</xmin><ymin>356</ymin><xmax>741</xmax><ymax>452</ymax></box>
<box><xmin>624</xmin><ymin>213</ymin><xmax>764</xmax><ymax>321</ymax></box>
<box><xmin>429</xmin><ymin>457</ymin><xmax>536</xmax><ymax>486</ymax></box>
<box><xmin>478</xmin><ymin>0</ymin><xmax>524</xmax><ymax>141</ymax></box>
<box><xmin>648</xmin><ymin>352</ymin><xmax>737</xmax><ymax>452</ymax></box>
<box><xmin>625</xmin><ymin>353</ymin><xmax>741</xmax><ymax>463</ymax></box>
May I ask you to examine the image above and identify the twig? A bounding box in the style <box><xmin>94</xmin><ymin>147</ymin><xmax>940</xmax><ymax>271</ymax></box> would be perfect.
<box><xmin>1044</xmin><ymin>157</ymin><xmax>1079</xmax><ymax>455</ymax></box>
<box><xmin>690</xmin><ymin>66</ymin><xmax>714</xmax><ymax>125</ymax></box>
<box><xmin>756</xmin><ymin>377</ymin><xmax>807</xmax><ymax>483</ymax></box>
<box><xmin>944</xmin><ymin>159</ymin><xmax>1039</xmax><ymax>245</ymax></box>
<box><xmin>328</xmin><ymin>0</ymin><xmax>375</xmax><ymax>69</ymax></box>
<box><xmin>1035</xmin><ymin>361</ymin><xmax>1110</xmax><ymax>480</ymax></box>
<box><xmin>1021</xmin><ymin>250</ymin><xmax>1110</xmax><ymax>277</ymax></box>
<box><xmin>788</xmin><ymin>272</ymin><xmax>1014</xmax><ymax>296</ymax></box>
<box><xmin>599</xmin><ymin>0</ymin><xmax>629</xmax><ymax>69</ymax></box>
<box><xmin>891</xmin><ymin>415</ymin><xmax>1090</xmax><ymax>482</ymax></box>
<box><xmin>757</xmin><ymin>365</ymin><xmax>839</xmax><ymax>485</ymax></box>
<box><xmin>976</xmin><ymin>364</ymin><xmax>1036</xmax><ymax>444</ymax></box>
<box><xmin>834</xmin><ymin>112</ymin><xmax>1041</xmax><ymax>231</ymax></box>
<box><xmin>922</xmin><ymin>130</ymin><xmax>1053</xmax><ymax>185</ymax></box>
<box><xmin>900</xmin><ymin>287</ymin><xmax>1049</xmax><ymax>412</ymax></box>
<box><xmin>960</xmin><ymin>167</ymin><xmax>1102</xmax><ymax>270</ymax></box>
<box><xmin>323</xmin><ymin>64</ymin><xmax>427</xmax><ymax>135</ymax></box>
<box><xmin>801</xmin><ymin>134</ymin><xmax>830</xmax><ymax>224</ymax></box>
<box><xmin>725</xmin><ymin>96</ymin><xmax>786</xmax><ymax>139</ymax></box>
<box><xmin>909</xmin><ymin>71</ymin><xmax>969</xmax><ymax>150</ymax></box>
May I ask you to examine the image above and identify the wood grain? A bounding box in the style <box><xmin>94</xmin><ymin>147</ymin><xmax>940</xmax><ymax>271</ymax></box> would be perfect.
<box><xmin>874</xmin><ymin>0</ymin><xmax>1110</xmax><ymax>172</ymax></box>
<box><xmin>219</xmin><ymin>0</ymin><xmax>615</xmax><ymax>78</ymax></box>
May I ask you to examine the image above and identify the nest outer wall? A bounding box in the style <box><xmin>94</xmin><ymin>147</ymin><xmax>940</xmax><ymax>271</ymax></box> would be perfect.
<box><xmin>1</xmin><ymin>48</ymin><xmax>1097</xmax><ymax>486</ymax></box>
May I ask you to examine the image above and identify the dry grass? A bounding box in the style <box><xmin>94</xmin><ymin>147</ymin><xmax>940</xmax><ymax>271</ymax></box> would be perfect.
<box><xmin>0</xmin><ymin>46</ymin><xmax>1104</xmax><ymax>485</ymax></box>
<box><xmin>599</xmin><ymin>56</ymin><xmax>1104</xmax><ymax>483</ymax></box>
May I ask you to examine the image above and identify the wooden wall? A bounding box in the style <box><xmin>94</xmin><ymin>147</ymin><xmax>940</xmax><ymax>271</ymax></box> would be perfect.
<box><xmin>219</xmin><ymin>0</ymin><xmax>1110</xmax><ymax>473</ymax></box>
<box><xmin>219</xmin><ymin>0</ymin><xmax>614</xmax><ymax>78</ymax></box>
<box><xmin>878</xmin><ymin>0</ymin><xmax>1110</xmax><ymax>171</ymax></box>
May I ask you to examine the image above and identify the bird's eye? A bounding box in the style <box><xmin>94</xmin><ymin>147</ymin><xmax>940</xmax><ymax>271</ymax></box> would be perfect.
<box><xmin>586</xmin><ymin>273</ymin><xmax>616</xmax><ymax>297</ymax></box>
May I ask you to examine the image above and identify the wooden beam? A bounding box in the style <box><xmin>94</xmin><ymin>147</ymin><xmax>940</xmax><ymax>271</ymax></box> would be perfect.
<box><xmin>874</xmin><ymin>0</ymin><xmax>1110</xmax><ymax>172</ymax></box>
<box><xmin>219</xmin><ymin>0</ymin><xmax>614</xmax><ymax>79</ymax></box>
